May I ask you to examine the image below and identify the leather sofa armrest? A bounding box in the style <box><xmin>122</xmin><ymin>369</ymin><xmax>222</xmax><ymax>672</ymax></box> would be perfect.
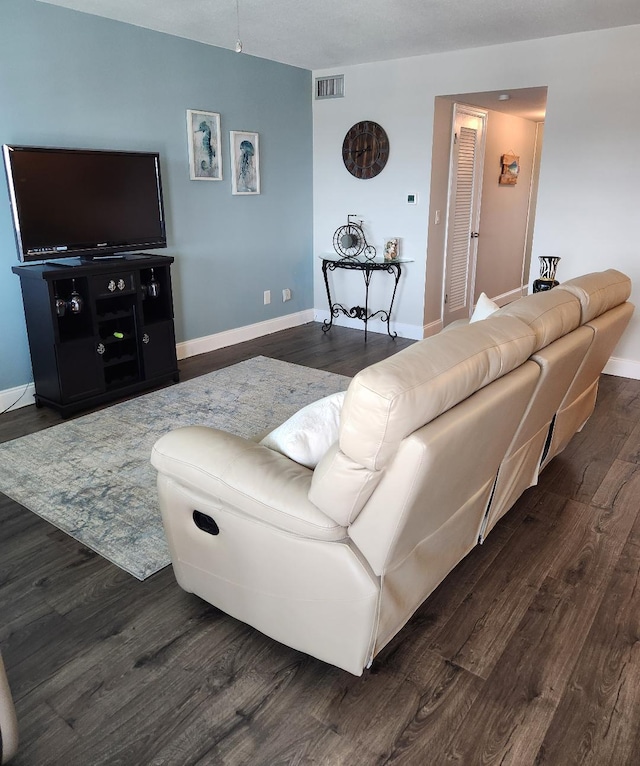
<box><xmin>151</xmin><ymin>426</ymin><xmax>345</xmax><ymax>540</ymax></box>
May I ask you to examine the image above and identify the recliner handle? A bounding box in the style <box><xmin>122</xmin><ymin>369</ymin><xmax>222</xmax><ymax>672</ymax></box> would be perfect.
<box><xmin>193</xmin><ymin>510</ymin><xmax>220</xmax><ymax>536</ymax></box>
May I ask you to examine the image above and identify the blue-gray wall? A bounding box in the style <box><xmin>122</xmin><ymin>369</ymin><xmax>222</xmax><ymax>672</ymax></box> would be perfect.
<box><xmin>0</xmin><ymin>0</ymin><xmax>313</xmax><ymax>391</ymax></box>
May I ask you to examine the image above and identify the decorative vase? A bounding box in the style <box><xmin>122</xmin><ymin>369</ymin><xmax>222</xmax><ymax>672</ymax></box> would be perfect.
<box><xmin>533</xmin><ymin>256</ymin><xmax>561</xmax><ymax>293</ymax></box>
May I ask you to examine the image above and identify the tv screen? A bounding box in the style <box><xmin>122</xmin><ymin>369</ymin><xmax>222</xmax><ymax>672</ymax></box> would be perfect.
<box><xmin>3</xmin><ymin>145</ymin><xmax>167</xmax><ymax>263</ymax></box>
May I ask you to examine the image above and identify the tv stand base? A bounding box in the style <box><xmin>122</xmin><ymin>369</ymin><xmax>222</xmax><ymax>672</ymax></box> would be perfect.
<box><xmin>13</xmin><ymin>254</ymin><xmax>179</xmax><ymax>416</ymax></box>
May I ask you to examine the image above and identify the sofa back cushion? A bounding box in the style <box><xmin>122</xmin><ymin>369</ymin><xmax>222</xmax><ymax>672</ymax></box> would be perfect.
<box><xmin>339</xmin><ymin>314</ymin><xmax>536</xmax><ymax>472</ymax></box>
<box><xmin>493</xmin><ymin>289</ymin><xmax>581</xmax><ymax>350</ymax></box>
<box><xmin>556</xmin><ymin>269</ymin><xmax>631</xmax><ymax>323</ymax></box>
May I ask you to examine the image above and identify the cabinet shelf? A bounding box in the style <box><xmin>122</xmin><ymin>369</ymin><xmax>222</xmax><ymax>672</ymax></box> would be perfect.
<box><xmin>13</xmin><ymin>255</ymin><xmax>179</xmax><ymax>416</ymax></box>
<box><xmin>106</xmin><ymin>373</ymin><xmax>140</xmax><ymax>389</ymax></box>
<box><xmin>97</xmin><ymin>308</ymin><xmax>134</xmax><ymax>322</ymax></box>
<box><xmin>103</xmin><ymin>353</ymin><xmax>137</xmax><ymax>368</ymax></box>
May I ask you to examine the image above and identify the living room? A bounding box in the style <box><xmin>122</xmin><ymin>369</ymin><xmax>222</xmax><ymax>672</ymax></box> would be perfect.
<box><xmin>2</xmin><ymin>1</ymin><xmax>640</xmax><ymax>763</ymax></box>
<box><xmin>2</xmin><ymin>1</ymin><xmax>640</xmax><ymax>406</ymax></box>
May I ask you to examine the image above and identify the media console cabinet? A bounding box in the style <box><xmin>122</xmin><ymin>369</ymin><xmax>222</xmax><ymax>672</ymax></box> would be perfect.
<box><xmin>12</xmin><ymin>254</ymin><xmax>179</xmax><ymax>417</ymax></box>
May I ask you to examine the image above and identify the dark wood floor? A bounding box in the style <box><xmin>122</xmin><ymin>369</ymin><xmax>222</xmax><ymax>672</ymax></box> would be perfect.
<box><xmin>2</xmin><ymin>322</ymin><xmax>640</xmax><ymax>765</ymax></box>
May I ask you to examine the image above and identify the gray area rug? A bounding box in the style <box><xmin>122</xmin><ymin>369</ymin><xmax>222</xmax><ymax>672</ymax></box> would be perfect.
<box><xmin>0</xmin><ymin>357</ymin><xmax>349</xmax><ymax>580</ymax></box>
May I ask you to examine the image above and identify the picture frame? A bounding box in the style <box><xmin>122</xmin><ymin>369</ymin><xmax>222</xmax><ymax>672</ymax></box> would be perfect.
<box><xmin>384</xmin><ymin>238</ymin><xmax>399</xmax><ymax>261</ymax></box>
<box><xmin>499</xmin><ymin>153</ymin><xmax>520</xmax><ymax>185</ymax></box>
<box><xmin>186</xmin><ymin>109</ymin><xmax>222</xmax><ymax>181</ymax></box>
<box><xmin>230</xmin><ymin>130</ymin><xmax>260</xmax><ymax>195</ymax></box>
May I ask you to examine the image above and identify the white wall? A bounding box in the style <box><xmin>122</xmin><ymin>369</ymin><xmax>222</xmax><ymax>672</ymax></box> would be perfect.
<box><xmin>475</xmin><ymin>109</ymin><xmax>538</xmax><ymax>302</ymax></box>
<box><xmin>313</xmin><ymin>24</ymin><xmax>640</xmax><ymax>370</ymax></box>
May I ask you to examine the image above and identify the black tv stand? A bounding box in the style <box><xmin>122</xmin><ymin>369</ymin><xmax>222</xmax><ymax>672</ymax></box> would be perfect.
<box><xmin>45</xmin><ymin>252</ymin><xmax>158</xmax><ymax>267</ymax></box>
<box><xmin>12</xmin><ymin>254</ymin><xmax>179</xmax><ymax>417</ymax></box>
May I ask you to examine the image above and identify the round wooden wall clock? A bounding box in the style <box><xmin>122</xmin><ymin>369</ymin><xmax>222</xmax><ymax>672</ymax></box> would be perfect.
<box><xmin>342</xmin><ymin>121</ymin><xmax>389</xmax><ymax>179</ymax></box>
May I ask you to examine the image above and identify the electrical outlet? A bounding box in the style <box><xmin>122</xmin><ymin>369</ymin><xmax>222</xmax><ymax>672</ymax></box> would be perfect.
<box><xmin>282</xmin><ymin>288</ymin><xmax>291</xmax><ymax>302</ymax></box>
<box><xmin>264</xmin><ymin>290</ymin><xmax>271</xmax><ymax>305</ymax></box>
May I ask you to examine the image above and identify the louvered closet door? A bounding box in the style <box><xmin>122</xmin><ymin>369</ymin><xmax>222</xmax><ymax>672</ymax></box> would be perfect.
<box><xmin>443</xmin><ymin>105</ymin><xmax>487</xmax><ymax>326</ymax></box>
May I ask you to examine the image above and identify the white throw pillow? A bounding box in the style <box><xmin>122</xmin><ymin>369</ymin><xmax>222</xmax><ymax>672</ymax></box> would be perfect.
<box><xmin>259</xmin><ymin>391</ymin><xmax>346</xmax><ymax>469</ymax></box>
<box><xmin>470</xmin><ymin>292</ymin><xmax>499</xmax><ymax>322</ymax></box>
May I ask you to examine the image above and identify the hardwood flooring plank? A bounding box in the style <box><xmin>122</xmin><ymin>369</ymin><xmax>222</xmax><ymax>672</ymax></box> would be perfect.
<box><xmin>536</xmin><ymin>383</ymin><xmax>638</xmax><ymax>505</ymax></box>
<box><xmin>544</xmin><ymin>461</ymin><xmax>640</xmax><ymax>592</ymax></box>
<box><xmin>617</xmin><ymin>419</ymin><xmax>640</xmax><ymax>464</ymax></box>
<box><xmin>428</xmin><ymin>500</ymin><xmax>587</xmax><ymax>679</ymax></box>
<box><xmin>373</xmin><ymin>653</ymin><xmax>485</xmax><ymax>765</ymax></box>
<box><xmin>6</xmin><ymin>700</ymin><xmax>78</xmax><ymax>766</ymax></box>
<box><xmin>535</xmin><ymin>536</ymin><xmax>640</xmax><ymax>765</ymax></box>
<box><xmin>591</xmin><ymin>458</ymin><xmax>640</xmax><ymax>512</ymax></box>
<box><xmin>308</xmin><ymin>662</ymin><xmax>418</xmax><ymax>763</ymax></box>
<box><xmin>440</xmin><ymin>514</ymin><xmax>633</xmax><ymax>766</ymax></box>
<box><xmin>28</xmin><ymin>614</ymin><xmax>261</xmax><ymax>764</ymax></box>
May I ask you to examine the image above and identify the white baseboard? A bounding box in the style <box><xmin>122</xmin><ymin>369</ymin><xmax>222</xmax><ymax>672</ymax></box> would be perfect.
<box><xmin>2</xmin><ymin>313</ymin><xmax>314</xmax><ymax>412</ymax></box>
<box><xmin>313</xmin><ymin>310</ymin><xmax>423</xmax><ymax>340</ymax></box>
<box><xmin>423</xmin><ymin>318</ymin><xmax>443</xmax><ymax>338</ymax></box>
<box><xmin>176</xmin><ymin>309</ymin><xmax>315</xmax><ymax>360</ymax></box>
<box><xmin>604</xmin><ymin>356</ymin><xmax>640</xmax><ymax>380</ymax></box>
<box><xmin>0</xmin><ymin>382</ymin><xmax>35</xmax><ymax>413</ymax></box>
<box><xmin>491</xmin><ymin>286</ymin><xmax>526</xmax><ymax>307</ymax></box>
<box><xmin>4</xmin><ymin>323</ymin><xmax>638</xmax><ymax>413</ymax></box>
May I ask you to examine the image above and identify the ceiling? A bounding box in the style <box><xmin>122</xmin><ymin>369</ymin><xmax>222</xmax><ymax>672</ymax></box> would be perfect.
<box><xmin>442</xmin><ymin>87</ymin><xmax>548</xmax><ymax>122</ymax></box>
<box><xmin>38</xmin><ymin>0</ymin><xmax>640</xmax><ymax>71</ymax></box>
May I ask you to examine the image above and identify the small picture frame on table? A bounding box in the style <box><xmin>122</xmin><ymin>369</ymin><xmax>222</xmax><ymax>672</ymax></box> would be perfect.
<box><xmin>384</xmin><ymin>238</ymin><xmax>399</xmax><ymax>261</ymax></box>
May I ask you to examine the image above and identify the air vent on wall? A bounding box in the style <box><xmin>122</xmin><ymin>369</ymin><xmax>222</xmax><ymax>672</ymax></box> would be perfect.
<box><xmin>315</xmin><ymin>75</ymin><xmax>344</xmax><ymax>100</ymax></box>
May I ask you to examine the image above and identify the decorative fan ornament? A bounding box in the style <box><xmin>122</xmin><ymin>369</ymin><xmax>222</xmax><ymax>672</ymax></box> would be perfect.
<box><xmin>332</xmin><ymin>215</ymin><xmax>376</xmax><ymax>260</ymax></box>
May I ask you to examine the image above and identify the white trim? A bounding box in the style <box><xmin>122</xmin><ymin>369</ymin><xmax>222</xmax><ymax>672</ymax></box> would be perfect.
<box><xmin>3</xmin><ymin>340</ymin><xmax>639</xmax><ymax>414</ymax></box>
<box><xmin>603</xmin><ymin>356</ymin><xmax>640</xmax><ymax>380</ymax></box>
<box><xmin>423</xmin><ymin>318</ymin><xmax>443</xmax><ymax>338</ymax></box>
<box><xmin>313</xmin><ymin>309</ymin><xmax>423</xmax><ymax>340</ymax></box>
<box><xmin>176</xmin><ymin>310</ymin><xmax>314</xmax><ymax>360</ymax></box>
<box><xmin>490</xmin><ymin>286</ymin><xmax>527</xmax><ymax>307</ymax></box>
<box><xmin>0</xmin><ymin>382</ymin><xmax>35</xmax><ymax>412</ymax></box>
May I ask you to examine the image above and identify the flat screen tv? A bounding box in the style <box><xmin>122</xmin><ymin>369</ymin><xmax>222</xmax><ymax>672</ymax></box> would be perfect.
<box><xmin>2</xmin><ymin>144</ymin><xmax>167</xmax><ymax>263</ymax></box>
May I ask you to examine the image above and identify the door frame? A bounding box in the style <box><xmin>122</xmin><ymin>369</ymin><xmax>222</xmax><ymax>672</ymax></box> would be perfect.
<box><xmin>441</xmin><ymin>103</ymin><xmax>488</xmax><ymax>325</ymax></box>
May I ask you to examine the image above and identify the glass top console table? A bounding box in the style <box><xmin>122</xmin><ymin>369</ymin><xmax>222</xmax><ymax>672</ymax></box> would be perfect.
<box><xmin>319</xmin><ymin>254</ymin><xmax>413</xmax><ymax>341</ymax></box>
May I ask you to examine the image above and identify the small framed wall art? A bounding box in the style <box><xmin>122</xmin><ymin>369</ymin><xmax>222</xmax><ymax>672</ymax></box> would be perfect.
<box><xmin>230</xmin><ymin>130</ymin><xmax>260</xmax><ymax>195</ymax></box>
<box><xmin>187</xmin><ymin>109</ymin><xmax>222</xmax><ymax>181</ymax></box>
<box><xmin>499</xmin><ymin>153</ymin><xmax>520</xmax><ymax>185</ymax></box>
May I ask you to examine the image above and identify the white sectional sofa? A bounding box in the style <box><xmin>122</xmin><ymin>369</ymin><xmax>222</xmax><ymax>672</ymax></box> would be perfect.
<box><xmin>151</xmin><ymin>269</ymin><xmax>633</xmax><ymax>675</ymax></box>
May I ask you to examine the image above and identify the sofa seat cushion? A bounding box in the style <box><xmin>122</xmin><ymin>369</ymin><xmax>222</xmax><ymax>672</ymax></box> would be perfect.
<box><xmin>339</xmin><ymin>314</ymin><xmax>536</xmax><ymax>471</ymax></box>
<box><xmin>494</xmin><ymin>288</ymin><xmax>581</xmax><ymax>350</ymax></box>
<box><xmin>557</xmin><ymin>269</ymin><xmax>631</xmax><ymax>323</ymax></box>
<box><xmin>259</xmin><ymin>391</ymin><xmax>346</xmax><ymax>469</ymax></box>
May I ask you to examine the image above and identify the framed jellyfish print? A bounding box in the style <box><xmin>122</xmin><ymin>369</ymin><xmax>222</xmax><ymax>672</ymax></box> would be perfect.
<box><xmin>187</xmin><ymin>109</ymin><xmax>222</xmax><ymax>180</ymax></box>
<box><xmin>230</xmin><ymin>130</ymin><xmax>260</xmax><ymax>195</ymax></box>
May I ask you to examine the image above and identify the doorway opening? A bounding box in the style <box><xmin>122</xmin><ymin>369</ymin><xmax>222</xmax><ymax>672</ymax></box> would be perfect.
<box><xmin>424</xmin><ymin>86</ymin><xmax>547</xmax><ymax>333</ymax></box>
